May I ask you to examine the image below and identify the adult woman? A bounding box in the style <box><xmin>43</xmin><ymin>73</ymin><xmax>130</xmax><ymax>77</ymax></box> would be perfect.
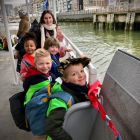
<box><xmin>40</xmin><ymin>10</ymin><xmax>57</xmax><ymax>48</ymax></box>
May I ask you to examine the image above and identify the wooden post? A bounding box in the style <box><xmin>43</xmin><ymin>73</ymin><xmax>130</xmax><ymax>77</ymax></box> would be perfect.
<box><xmin>110</xmin><ymin>14</ymin><xmax>114</xmax><ymax>30</ymax></box>
<box><xmin>130</xmin><ymin>12</ymin><xmax>135</xmax><ymax>31</ymax></box>
<box><xmin>93</xmin><ymin>14</ymin><xmax>96</xmax><ymax>29</ymax></box>
<box><xmin>107</xmin><ymin>14</ymin><xmax>114</xmax><ymax>30</ymax></box>
<box><xmin>125</xmin><ymin>13</ymin><xmax>131</xmax><ymax>31</ymax></box>
<box><xmin>106</xmin><ymin>14</ymin><xmax>110</xmax><ymax>30</ymax></box>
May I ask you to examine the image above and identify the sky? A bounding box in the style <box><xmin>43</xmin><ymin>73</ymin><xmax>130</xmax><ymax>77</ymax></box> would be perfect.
<box><xmin>4</xmin><ymin>0</ymin><xmax>26</xmax><ymax>7</ymax></box>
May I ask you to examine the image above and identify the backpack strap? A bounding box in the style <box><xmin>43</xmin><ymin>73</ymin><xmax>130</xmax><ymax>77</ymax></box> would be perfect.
<box><xmin>47</xmin><ymin>83</ymin><xmax>51</xmax><ymax>96</ymax></box>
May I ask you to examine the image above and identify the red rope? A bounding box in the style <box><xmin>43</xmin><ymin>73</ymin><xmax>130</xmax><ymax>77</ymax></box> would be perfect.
<box><xmin>88</xmin><ymin>80</ymin><xmax>121</xmax><ymax>139</ymax></box>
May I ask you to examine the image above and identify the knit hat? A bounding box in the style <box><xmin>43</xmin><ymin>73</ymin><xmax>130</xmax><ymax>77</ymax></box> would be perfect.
<box><xmin>59</xmin><ymin>57</ymin><xmax>91</xmax><ymax>75</ymax></box>
<box><xmin>18</xmin><ymin>10</ymin><xmax>27</xmax><ymax>18</ymax></box>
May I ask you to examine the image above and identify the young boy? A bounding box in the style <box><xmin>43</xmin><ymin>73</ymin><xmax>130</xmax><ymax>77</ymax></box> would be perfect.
<box><xmin>20</xmin><ymin>32</ymin><xmax>37</xmax><ymax>81</ymax></box>
<box><xmin>45</xmin><ymin>57</ymin><xmax>91</xmax><ymax>140</ymax></box>
<box><xmin>44</xmin><ymin>37</ymin><xmax>71</xmax><ymax>78</ymax></box>
<box><xmin>23</xmin><ymin>48</ymin><xmax>52</xmax><ymax>100</ymax></box>
<box><xmin>23</xmin><ymin>48</ymin><xmax>54</xmax><ymax>140</ymax></box>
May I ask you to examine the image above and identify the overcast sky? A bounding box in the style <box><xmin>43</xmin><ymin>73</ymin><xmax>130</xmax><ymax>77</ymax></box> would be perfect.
<box><xmin>4</xmin><ymin>0</ymin><xmax>26</xmax><ymax>7</ymax></box>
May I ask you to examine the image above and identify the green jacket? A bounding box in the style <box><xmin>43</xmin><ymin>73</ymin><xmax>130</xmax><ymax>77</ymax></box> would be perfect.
<box><xmin>47</xmin><ymin>82</ymin><xmax>72</xmax><ymax>140</ymax></box>
<box><xmin>24</xmin><ymin>80</ymin><xmax>50</xmax><ymax>105</ymax></box>
<box><xmin>47</xmin><ymin>81</ymin><xmax>69</xmax><ymax>116</ymax></box>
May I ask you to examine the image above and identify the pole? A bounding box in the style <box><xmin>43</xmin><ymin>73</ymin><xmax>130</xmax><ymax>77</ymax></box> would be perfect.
<box><xmin>1</xmin><ymin>0</ymin><xmax>18</xmax><ymax>85</ymax></box>
<box><xmin>25</xmin><ymin>0</ymin><xmax>30</xmax><ymax>22</ymax></box>
<box><xmin>53</xmin><ymin>0</ymin><xmax>57</xmax><ymax>22</ymax></box>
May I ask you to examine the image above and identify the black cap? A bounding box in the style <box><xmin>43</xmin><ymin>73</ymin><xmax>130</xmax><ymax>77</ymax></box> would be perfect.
<box><xmin>59</xmin><ymin>57</ymin><xmax>91</xmax><ymax>75</ymax></box>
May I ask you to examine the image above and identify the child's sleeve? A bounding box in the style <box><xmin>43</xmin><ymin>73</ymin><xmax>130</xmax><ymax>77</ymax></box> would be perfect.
<box><xmin>87</xmin><ymin>63</ymin><xmax>98</xmax><ymax>86</ymax></box>
<box><xmin>46</xmin><ymin>99</ymin><xmax>72</xmax><ymax>140</ymax></box>
<box><xmin>46</xmin><ymin>108</ymin><xmax>72</xmax><ymax>140</ymax></box>
<box><xmin>20</xmin><ymin>59</ymin><xmax>29</xmax><ymax>80</ymax></box>
<box><xmin>59</xmin><ymin>46</ymin><xmax>66</xmax><ymax>57</ymax></box>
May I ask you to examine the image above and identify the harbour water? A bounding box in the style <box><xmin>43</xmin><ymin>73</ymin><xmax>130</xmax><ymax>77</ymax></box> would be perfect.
<box><xmin>60</xmin><ymin>22</ymin><xmax>140</xmax><ymax>81</ymax></box>
<box><xmin>1</xmin><ymin>21</ymin><xmax>140</xmax><ymax>81</ymax></box>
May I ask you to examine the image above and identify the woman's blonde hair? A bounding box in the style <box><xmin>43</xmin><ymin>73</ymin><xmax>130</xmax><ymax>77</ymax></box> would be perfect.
<box><xmin>34</xmin><ymin>48</ymin><xmax>51</xmax><ymax>63</ymax></box>
<box><xmin>44</xmin><ymin>37</ymin><xmax>60</xmax><ymax>50</ymax></box>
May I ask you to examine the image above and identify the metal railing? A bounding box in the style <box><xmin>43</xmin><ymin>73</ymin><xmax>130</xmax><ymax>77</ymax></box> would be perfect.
<box><xmin>58</xmin><ymin>4</ymin><xmax>140</xmax><ymax>15</ymax></box>
<box><xmin>63</xmin><ymin>33</ymin><xmax>98</xmax><ymax>83</ymax></box>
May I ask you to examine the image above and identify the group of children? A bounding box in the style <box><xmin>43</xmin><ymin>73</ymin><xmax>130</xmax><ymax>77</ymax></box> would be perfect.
<box><xmin>15</xmin><ymin>10</ymin><xmax>95</xmax><ymax>140</ymax></box>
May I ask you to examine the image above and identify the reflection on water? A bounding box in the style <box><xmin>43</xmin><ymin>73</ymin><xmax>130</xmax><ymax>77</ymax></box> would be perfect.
<box><xmin>60</xmin><ymin>22</ymin><xmax>140</xmax><ymax>81</ymax></box>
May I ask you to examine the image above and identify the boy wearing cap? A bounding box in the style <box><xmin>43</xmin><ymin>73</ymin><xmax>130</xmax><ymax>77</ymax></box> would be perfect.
<box><xmin>45</xmin><ymin>57</ymin><xmax>92</xmax><ymax>140</ymax></box>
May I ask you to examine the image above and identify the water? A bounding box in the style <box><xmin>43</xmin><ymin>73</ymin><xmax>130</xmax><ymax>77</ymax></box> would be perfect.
<box><xmin>1</xmin><ymin>22</ymin><xmax>140</xmax><ymax>81</ymax></box>
<box><xmin>60</xmin><ymin>22</ymin><xmax>140</xmax><ymax>81</ymax></box>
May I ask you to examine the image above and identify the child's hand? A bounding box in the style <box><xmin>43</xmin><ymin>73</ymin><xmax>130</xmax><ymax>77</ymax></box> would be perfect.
<box><xmin>19</xmin><ymin>74</ymin><xmax>25</xmax><ymax>81</ymax></box>
<box><xmin>56</xmin><ymin>32</ymin><xmax>64</xmax><ymax>42</ymax></box>
<box><xmin>59</xmin><ymin>47</ymin><xmax>72</xmax><ymax>57</ymax></box>
<box><xmin>80</xmin><ymin>54</ymin><xmax>86</xmax><ymax>58</ymax></box>
<box><xmin>14</xmin><ymin>51</ymin><xmax>20</xmax><ymax>59</ymax></box>
<box><xmin>59</xmin><ymin>47</ymin><xmax>65</xmax><ymax>57</ymax></box>
<box><xmin>65</xmin><ymin>48</ymin><xmax>72</xmax><ymax>52</ymax></box>
<box><xmin>46</xmin><ymin>32</ymin><xmax>50</xmax><ymax>38</ymax></box>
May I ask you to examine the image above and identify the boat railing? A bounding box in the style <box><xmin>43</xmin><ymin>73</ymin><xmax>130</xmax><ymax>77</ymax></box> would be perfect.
<box><xmin>12</xmin><ymin>32</ymin><xmax>98</xmax><ymax>85</ymax></box>
<box><xmin>63</xmin><ymin>33</ymin><xmax>98</xmax><ymax>84</ymax></box>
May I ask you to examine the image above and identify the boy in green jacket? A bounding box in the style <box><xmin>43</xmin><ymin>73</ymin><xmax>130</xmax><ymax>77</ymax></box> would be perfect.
<box><xmin>46</xmin><ymin>57</ymin><xmax>91</xmax><ymax>140</ymax></box>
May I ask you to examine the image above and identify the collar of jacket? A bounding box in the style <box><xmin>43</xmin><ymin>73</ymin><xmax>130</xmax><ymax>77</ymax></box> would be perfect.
<box><xmin>24</xmin><ymin>80</ymin><xmax>50</xmax><ymax>105</ymax></box>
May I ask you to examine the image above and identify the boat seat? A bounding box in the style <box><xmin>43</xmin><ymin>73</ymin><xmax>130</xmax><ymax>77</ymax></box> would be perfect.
<box><xmin>63</xmin><ymin>101</ymin><xmax>98</xmax><ymax>140</ymax></box>
<box><xmin>90</xmin><ymin>50</ymin><xmax>140</xmax><ymax>140</ymax></box>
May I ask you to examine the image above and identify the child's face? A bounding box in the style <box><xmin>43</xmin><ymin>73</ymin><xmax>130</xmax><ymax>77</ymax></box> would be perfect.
<box><xmin>35</xmin><ymin>56</ymin><xmax>52</xmax><ymax>74</ymax></box>
<box><xmin>24</xmin><ymin>40</ymin><xmax>36</xmax><ymax>54</ymax></box>
<box><xmin>56</xmin><ymin>27</ymin><xmax>64</xmax><ymax>42</ymax></box>
<box><xmin>56</xmin><ymin>26</ymin><xmax>61</xmax><ymax>32</ymax></box>
<box><xmin>64</xmin><ymin>64</ymin><xmax>86</xmax><ymax>86</ymax></box>
<box><xmin>43</xmin><ymin>13</ymin><xmax>53</xmax><ymax>26</ymax></box>
<box><xmin>48</xmin><ymin>45</ymin><xmax>59</xmax><ymax>55</ymax></box>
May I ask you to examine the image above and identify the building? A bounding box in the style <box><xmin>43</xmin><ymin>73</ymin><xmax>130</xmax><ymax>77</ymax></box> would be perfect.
<box><xmin>0</xmin><ymin>0</ymin><xmax>26</xmax><ymax>16</ymax></box>
<box><xmin>47</xmin><ymin>0</ymin><xmax>108</xmax><ymax>13</ymax></box>
<box><xmin>72</xmin><ymin>0</ymin><xmax>107</xmax><ymax>11</ymax></box>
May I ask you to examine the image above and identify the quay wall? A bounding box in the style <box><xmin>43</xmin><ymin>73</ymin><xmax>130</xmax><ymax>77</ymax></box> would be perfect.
<box><xmin>57</xmin><ymin>11</ymin><xmax>140</xmax><ymax>30</ymax></box>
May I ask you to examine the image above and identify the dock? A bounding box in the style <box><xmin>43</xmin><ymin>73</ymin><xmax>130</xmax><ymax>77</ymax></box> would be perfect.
<box><xmin>57</xmin><ymin>6</ymin><xmax>140</xmax><ymax>31</ymax></box>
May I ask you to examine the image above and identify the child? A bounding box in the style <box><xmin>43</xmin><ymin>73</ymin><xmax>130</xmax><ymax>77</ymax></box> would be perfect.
<box><xmin>20</xmin><ymin>32</ymin><xmax>37</xmax><ymax>81</ymax></box>
<box><xmin>44</xmin><ymin>37</ymin><xmax>72</xmax><ymax>78</ymax></box>
<box><xmin>45</xmin><ymin>57</ymin><xmax>92</xmax><ymax>140</ymax></box>
<box><xmin>23</xmin><ymin>48</ymin><xmax>53</xmax><ymax>140</ymax></box>
<box><xmin>23</xmin><ymin>48</ymin><xmax>52</xmax><ymax>93</ymax></box>
<box><xmin>43</xmin><ymin>37</ymin><xmax>62</xmax><ymax>78</ymax></box>
<box><xmin>40</xmin><ymin>10</ymin><xmax>57</xmax><ymax>48</ymax></box>
<box><xmin>56</xmin><ymin>25</ymin><xmax>66</xmax><ymax>48</ymax></box>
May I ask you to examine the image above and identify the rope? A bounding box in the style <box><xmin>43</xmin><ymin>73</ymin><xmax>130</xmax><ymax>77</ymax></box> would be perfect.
<box><xmin>88</xmin><ymin>80</ymin><xmax>122</xmax><ymax>140</ymax></box>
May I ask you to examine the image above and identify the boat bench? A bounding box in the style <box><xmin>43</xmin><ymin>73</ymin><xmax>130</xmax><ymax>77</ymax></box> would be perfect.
<box><xmin>63</xmin><ymin>50</ymin><xmax>140</xmax><ymax>140</ymax></box>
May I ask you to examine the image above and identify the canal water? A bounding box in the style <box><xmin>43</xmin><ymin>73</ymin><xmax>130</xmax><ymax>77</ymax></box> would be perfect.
<box><xmin>60</xmin><ymin>22</ymin><xmax>140</xmax><ymax>81</ymax></box>
<box><xmin>1</xmin><ymin>22</ymin><xmax>140</xmax><ymax>81</ymax></box>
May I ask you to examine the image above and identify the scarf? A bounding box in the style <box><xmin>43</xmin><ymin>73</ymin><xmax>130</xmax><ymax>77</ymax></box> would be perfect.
<box><xmin>62</xmin><ymin>81</ymin><xmax>89</xmax><ymax>102</ymax></box>
<box><xmin>41</xmin><ymin>24</ymin><xmax>56</xmax><ymax>48</ymax></box>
